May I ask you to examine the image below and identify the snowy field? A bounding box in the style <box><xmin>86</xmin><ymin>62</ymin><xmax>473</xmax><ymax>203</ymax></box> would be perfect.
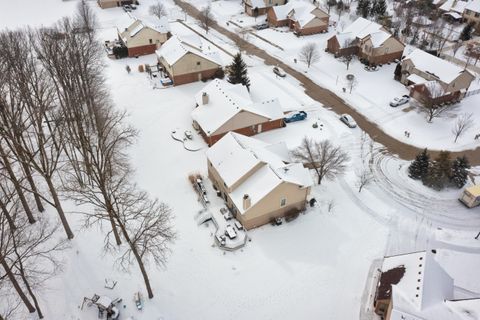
<box><xmin>1</xmin><ymin>1</ymin><xmax>480</xmax><ymax>320</ymax></box>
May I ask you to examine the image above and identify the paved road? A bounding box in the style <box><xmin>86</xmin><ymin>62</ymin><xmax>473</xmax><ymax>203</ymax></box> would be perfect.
<box><xmin>173</xmin><ymin>0</ymin><xmax>480</xmax><ymax>164</ymax></box>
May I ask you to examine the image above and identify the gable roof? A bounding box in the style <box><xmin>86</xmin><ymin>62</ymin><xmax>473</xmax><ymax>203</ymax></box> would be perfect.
<box><xmin>191</xmin><ymin>79</ymin><xmax>284</xmax><ymax>136</ymax></box>
<box><xmin>335</xmin><ymin>17</ymin><xmax>393</xmax><ymax>48</ymax></box>
<box><xmin>156</xmin><ymin>36</ymin><xmax>221</xmax><ymax>66</ymax></box>
<box><xmin>440</xmin><ymin>0</ymin><xmax>469</xmax><ymax>13</ymax></box>
<box><xmin>466</xmin><ymin>0</ymin><xmax>480</xmax><ymax>13</ymax></box>
<box><xmin>403</xmin><ymin>49</ymin><xmax>472</xmax><ymax>84</ymax></box>
<box><xmin>118</xmin><ymin>16</ymin><xmax>170</xmax><ymax>44</ymax></box>
<box><xmin>206</xmin><ymin>132</ymin><xmax>313</xmax><ymax>214</ymax></box>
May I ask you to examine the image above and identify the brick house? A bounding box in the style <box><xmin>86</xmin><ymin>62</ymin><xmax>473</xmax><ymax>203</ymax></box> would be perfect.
<box><xmin>463</xmin><ymin>0</ymin><xmax>480</xmax><ymax>32</ymax></box>
<box><xmin>117</xmin><ymin>16</ymin><xmax>170</xmax><ymax>57</ymax></box>
<box><xmin>206</xmin><ymin>132</ymin><xmax>313</xmax><ymax>229</ymax></box>
<box><xmin>97</xmin><ymin>0</ymin><xmax>135</xmax><ymax>9</ymax></box>
<box><xmin>244</xmin><ymin>0</ymin><xmax>287</xmax><ymax>16</ymax></box>
<box><xmin>191</xmin><ymin>79</ymin><xmax>285</xmax><ymax>146</ymax></box>
<box><xmin>156</xmin><ymin>36</ymin><xmax>222</xmax><ymax>86</ymax></box>
<box><xmin>327</xmin><ymin>17</ymin><xmax>404</xmax><ymax>65</ymax></box>
<box><xmin>399</xmin><ymin>49</ymin><xmax>475</xmax><ymax>104</ymax></box>
<box><xmin>267</xmin><ymin>2</ymin><xmax>329</xmax><ymax>35</ymax></box>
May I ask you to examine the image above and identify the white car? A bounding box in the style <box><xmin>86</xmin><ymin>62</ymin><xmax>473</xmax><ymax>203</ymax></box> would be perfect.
<box><xmin>389</xmin><ymin>95</ymin><xmax>410</xmax><ymax>107</ymax></box>
<box><xmin>339</xmin><ymin>114</ymin><xmax>357</xmax><ymax>128</ymax></box>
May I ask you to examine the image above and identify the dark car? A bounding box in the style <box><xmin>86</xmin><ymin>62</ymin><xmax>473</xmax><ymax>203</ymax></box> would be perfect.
<box><xmin>284</xmin><ymin>111</ymin><xmax>307</xmax><ymax>123</ymax></box>
<box><xmin>254</xmin><ymin>23</ymin><xmax>269</xmax><ymax>30</ymax></box>
<box><xmin>123</xmin><ymin>4</ymin><xmax>132</xmax><ymax>12</ymax></box>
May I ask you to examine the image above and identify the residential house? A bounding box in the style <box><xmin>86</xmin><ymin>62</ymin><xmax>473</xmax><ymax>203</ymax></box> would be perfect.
<box><xmin>192</xmin><ymin>79</ymin><xmax>285</xmax><ymax>146</ymax></box>
<box><xmin>117</xmin><ymin>16</ymin><xmax>170</xmax><ymax>57</ymax></box>
<box><xmin>156</xmin><ymin>36</ymin><xmax>222</xmax><ymax>85</ymax></box>
<box><xmin>440</xmin><ymin>0</ymin><xmax>469</xmax><ymax>21</ymax></box>
<box><xmin>326</xmin><ymin>17</ymin><xmax>405</xmax><ymax>65</ymax></box>
<box><xmin>374</xmin><ymin>250</ymin><xmax>480</xmax><ymax>320</ymax></box>
<box><xmin>97</xmin><ymin>0</ymin><xmax>135</xmax><ymax>9</ymax></box>
<box><xmin>463</xmin><ymin>0</ymin><xmax>480</xmax><ymax>30</ymax></box>
<box><xmin>244</xmin><ymin>0</ymin><xmax>287</xmax><ymax>16</ymax></box>
<box><xmin>206</xmin><ymin>132</ymin><xmax>313</xmax><ymax>229</ymax></box>
<box><xmin>267</xmin><ymin>2</ymin><xmax>329</xmax><ymax>35</ymax></box>
<box><xmin>399</xmin><ymin>49</ymin><xmax>475</xmax><ymax>104</ymax></box>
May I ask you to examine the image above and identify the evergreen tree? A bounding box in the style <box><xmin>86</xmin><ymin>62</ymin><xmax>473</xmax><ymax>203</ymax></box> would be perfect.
<box><xmin>422</xmin><ymin>151</ymin><xmax>451</xmax><ymax>190</ymax></box>
<box><xmin>370</xmin><ymin>0</ymin><xmax>377</xmax><ymax>16</ymax></box>
<box><xmin>356</xmin><ymin>0</ymin><xmax>364</xmax><ymax>16</ymax></box>
<box><xmin>450</xmin><ymin>156</ymin><xmax>470</xmax><ymax>188</ymax></box>
<box><xmin>361</xmin><ymin>0</ymin><xmax>371</xmax><ymax>18</ymax></box>
<box><xmin>408</xmin><ymin>148</ymin><xmax>430</xmax><ymax>180</ymax></box>
<box><xmin>460</xmin><ymin>23</ymin><xmax>474</xmax><ymax>41</ymax></box>
<box><xmin>375</xmin><ymin>0</ymin><xmax>387</xmax><ymax>17</ymax></box>
<box><xmin>226</xmin><ymin>53</ymin><xmax>251</xmax><ymax>91</ymax></box>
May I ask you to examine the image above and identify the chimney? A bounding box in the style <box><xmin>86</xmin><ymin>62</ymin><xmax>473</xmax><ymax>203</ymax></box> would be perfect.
<box><xmin>202</xmin><ymin>92</ymin><xmax>209</xmax><ymax>105</ymax></box>
<box><xmin>243</xmin><ymin>194</ymin><xmax>251</xmax><ymax>210</ymax></box>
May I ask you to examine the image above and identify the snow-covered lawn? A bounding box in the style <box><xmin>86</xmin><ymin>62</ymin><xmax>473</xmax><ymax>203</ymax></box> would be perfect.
<box><xmin>2</xmin><ymin>1</ymin><xmax>480</xmax><ymax>319</ymax></box>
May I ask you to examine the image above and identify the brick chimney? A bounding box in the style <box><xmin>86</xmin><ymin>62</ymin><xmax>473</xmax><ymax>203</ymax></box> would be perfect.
<box><xmin>202</xmin><ymin>92</ymin><xmax>209</xmax><ymax>105</ymax></box>
<box><xmin>243</xmin><ymin>194</ymin><xmax>251</xmax><ymax>210</ymax></box>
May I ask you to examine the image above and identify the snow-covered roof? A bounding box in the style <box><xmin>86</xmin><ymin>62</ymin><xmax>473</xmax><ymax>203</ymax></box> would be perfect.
<box><xmin>446</xmin><ymin>299</ymin><xmax>480</xmax><ymax>319</ymax></box>
<box><xmin>407</xmin><ymin>73</ymin><xmax>428</xmax><ymax>84</ymax></box>
<box><xmin>404</xmin><ymin>49</ymin><xmax>469</xmax><ymax>84</ymax></box>
<box><xmin>335</xmin><ymin>17</ymin><xmax>392</xmax><ymax>48</ymax></box>
<box><xmin>440</xmin><ymin>0</ymin><xmax>469</xmax><ymax>13</ymax></box>
<box><xmin>118</xmin><ymin>16</ymin><xmax>170</xmax><ymax>43</ymax></box>
<box><xmin>444</xmin><ymin>11</ymin><xmax>463</xmax><ymax>19</ymax></box>
<box><xmin>206</xmin><ymin>132</ymin><xmax>313</xmax><ymax>214</ymax></box>
<box><xmin>192</xmin><ymin>79</ymin><xmax>284</xmax><ymax>136</ymax></box>
<box><xmin>466</xmin><ymin>0</ymin><xmax>480</xmax><ymax>13</ymax></box>
<box><xmin>156</xmin><ymin>36</ymin><xmax>221</xmax><ymax>66</ymax></box>
<box><xmin>465</xmin><ymin>185</ymin><xmax>480</xmax><ymax>196</ymax></box>
<box><xmin>423</xmin><ymin>80</ymin><xmax>447</xmax><ymax>98</ymax></box>
<box><xmin>250</xmin><ymin>0</ymin><xmax>267</xmax><ymax>9</ymax></box>
<box><xmin>272</xmin><ymin>2</ymin><xmax>294</xmax><ymax>20</ymax></box>
<box><xmin>272</xmin><ymin>2</ymin><xmax>326</xmax><ymax>27</ymax></box>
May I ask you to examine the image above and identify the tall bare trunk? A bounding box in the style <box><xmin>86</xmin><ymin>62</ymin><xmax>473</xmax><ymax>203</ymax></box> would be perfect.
<box><xmin>0</xmin><ymin>148</ymin><xmax>35</xmax><ymax>224</ymax></box>
<box><xmin>0</xmin><ymin>254</ymin><xmax>36</xmax><ymax>314</ymax></box>
<box><xmin>117</xmin><ymin>220</ymin><xmax>153</xmax><ymax>298</ymax></box>
<box><xmin>45</xmin><ymin>177</ymin><xmax>74</xmax><ymax>239</ymax></box>
<box><xmin>0</xmin><ymin>198</ymin><xmax>16</xmax><ymax>231</ymax></box>
<box><xmin>19</xmin><ymin>161</ymin><xmax>44</xmax><ymax>213</ymax></box>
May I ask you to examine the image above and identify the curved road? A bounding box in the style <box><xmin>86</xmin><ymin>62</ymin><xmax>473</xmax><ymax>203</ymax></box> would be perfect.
<box><xmin>173</xmin><ymin>0</ymin><xmax>480</xmax><ymax>164</ymax></box>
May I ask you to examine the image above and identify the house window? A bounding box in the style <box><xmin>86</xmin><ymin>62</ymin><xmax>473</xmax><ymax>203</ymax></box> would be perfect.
<box><xmin>280</xmin><ymin>197</ymin><xmax>286</xmax><ymax>207</ymax></box>
<box><xmin>149</xmin><ymin>39</ymin><xmax>153</xmax><ymax>44</ymax></box>
<box><xmin>196</xmin><ymin>61</ymin><xmax>201</xmax><ymax>65</ymax></box>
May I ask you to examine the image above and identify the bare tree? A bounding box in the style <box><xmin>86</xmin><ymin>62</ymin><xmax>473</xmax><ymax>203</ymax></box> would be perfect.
<box><xmin>418</xmin><ymin>82</ymin><xmax>453</xmax><ymax>122</ymax></box>
<box><xmin>198</xmin><ymin>4</ymin><xmax>214</xmax><ymax>34</ymax></box>
<box><xmin>452</xmin><ymin>40</ymin><xmax>462</xmax><ymax>57</ymax></box>
<box><xmin>452</xmin><ymin>113</ymin><xmax>474</xmax><ymax>143</ymax></box>
<box><xmin>299</xmin><ymin>43</ymin><xmax>320</xmax><ymax>68</ymax></box>
<box><xmin>355</xmin><ymin>168</ymin><xmax>373</xmax><ymax>192</ymax></box>
<box><xmin>149</xmin><ymin>1</ymin><xmax>168</xmax><ymax>19</ymax></box>
<box><xmin>347</xmin><ymin>76</ymin><xmax>358</xmax><ymax>93</ymax></box>
<box><xmin>291</xmin><ymin>137</ymin><xmax>350</xmax><ymax>184</ymax></box>
<box><xmin>74</xmin><ymin>0</ymin><xmax>97</xmax><ymax>42</ymax></box>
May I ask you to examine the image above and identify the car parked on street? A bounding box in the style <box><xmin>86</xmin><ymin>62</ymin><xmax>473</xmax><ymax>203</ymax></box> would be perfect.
<box><xmin>339</xmin><ymin>114</ymin><xmax>357</xmax><ymax>128</ymax></box>
<box><xmin>284</xmin><ymin>111</ymin><xmax>307</xmax><ymax>123</ymax></box>
<box><xmin>389</xmin><ymin>95</ymin><xmax>410</xmax><ymax>107</ymax></box>
<box><xmin>254</xmin><ymin>23</ymin><xmax>269</xmax><ymax>30</ymax></box>
<box><xmin>273</xmin><ymin>66</ymin><xmax>286</xmax><ymax>77</ymax></box>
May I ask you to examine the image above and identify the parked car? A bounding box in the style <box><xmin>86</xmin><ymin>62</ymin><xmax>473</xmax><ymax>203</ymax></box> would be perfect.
<box><xmin>389</xmin><ymin>95</ymin><xmax>410</xmax><ymax>107</ymax></box>
<box><xmin>339</xmin><ymin>114</ymin><xmax>357</xmax><ymax>128</ymax></box>
<box><xmin>123</xmin><ymin>4</ymin><xmax>132</xmax><ymax>12</ymax></box>
<box><xmin>130</xmin><ymin>3</ymin><xmax>137</xmax><ymax>9</ymax></box>
<box><xmin>273</xmin><ymin>66</ymin><xmax>286</xmax><ymax>77</ymax></box>
<box><xmin>254</xmin><ymin>23</ymin><xmax>269</xmax><ymax>30</ymax></box>
<box><xmin>284</xmin><ymin>111</ymin><xmax>307</xmax><ymax>123</ymax></box>
<box><xmin>225</xmin><ymin>225</ymin><xmax>237</xmax><ymax>239</ymax></box>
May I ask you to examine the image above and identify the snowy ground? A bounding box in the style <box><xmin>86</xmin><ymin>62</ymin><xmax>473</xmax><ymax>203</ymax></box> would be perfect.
<box><xmin>2</xmin><ymin>1</ymin><xmax>480</xmax><ymax>320</ymax></box>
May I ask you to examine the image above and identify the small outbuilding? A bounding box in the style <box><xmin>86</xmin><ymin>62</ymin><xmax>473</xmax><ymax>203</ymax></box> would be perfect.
<box><xmin>459</xmin><ymin>185</ymin><xmax>480</xmax><ymax>208</ymax></box>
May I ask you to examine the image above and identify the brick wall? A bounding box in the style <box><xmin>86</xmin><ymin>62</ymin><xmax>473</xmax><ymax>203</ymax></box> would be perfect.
<box><xmin>172</xmin><ymin>68</ymin><xmax>219</xmax><ymax>86</ymax></box>
<box><xmin>127</xmin><ymin>44</ymin><xmax>157</xmax><ymax>57</ymax></box>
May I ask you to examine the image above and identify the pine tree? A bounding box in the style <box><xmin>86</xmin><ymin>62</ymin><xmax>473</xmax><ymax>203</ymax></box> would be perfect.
<box><xmin>361</xmin><ymin>0</ymin><xmax>371</xmax><ymax>18</ymax></box>
<box><xmin>370</xmin><ymin>0</ymin><xmax>377</xmax><ymax>16</ymax></box>
<box><xmin>226</xmin><ymin>53</ymin><xmax>251</xmax><ymax>91</ymax></box>
<box><xmin>460</xmin><ymin>23</ymin><xmax>474</xmax><ymax>41</ymax></box>
<box><xmin>450</xmin><ymin>156</ymin><xmax>470</xmax><ymax>188</ymax></box>
<box><xmin>408</xmin><ymin>149</ymin><xmax>430</xmax><ymax>180</ymax></box>
<box><xmin>375</xmin><ymin>0</ymin><xmax>387</xmax><ymax>17</ymax></box>
<box><xmin>423</xmin><ymin>151</ymin><xmax>451</xmax><ymax>190</ymax></box>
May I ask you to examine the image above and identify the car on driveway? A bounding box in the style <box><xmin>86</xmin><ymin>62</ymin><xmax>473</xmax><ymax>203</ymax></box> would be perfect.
<box><xmin>339</xmin><ymin>114</ymin><xmax>357</xmax><ymax>128</ymax></box>
<box><xmin>284</xmin><ymin>111</ymin><xmax>307</xmax><ymax>123</ymax></box>
<box><xmin>273</xmin><ymin>66</ymin><xmax>286</xmax><ymax>77</ymax></box>
<box><xmin>254</xmin><ymin>23</ymin><xmax>269</xmax><ymax>30</ymax></box>
<box><xmin>123</xmin><ymin>4</ymin><xmax>132</xmax><ymax>12</ymax></box>
<box><xmin>389</xmin><ymin>95</ymin><xmax>410</xmax><ymax>107</ymax></box>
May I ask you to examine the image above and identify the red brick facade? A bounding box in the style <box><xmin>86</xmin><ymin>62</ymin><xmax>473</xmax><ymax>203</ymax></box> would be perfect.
<box><xmin>201</xmin><ymin>119</ymin><xmax>284</xmax><ymax>146</ymax></box>
<box><xmin>359</xmin><ymin>50</ymin><xmax>403</xmax><ymax>65</ymax></box>
<box><xmin>409</xmin><ymin>84</ymin><xmax>462</xmax><ymax>105</ymax></box>
<box><xmin>267</xmin><ymin>8</ymin><xmax>328</xmax><ymax>35</ymax></box>
<box><xmin>127</xmin><ymin>44</ymin><xmax>157</xmax><ymax>57</ymax></box>
<box><xmin>171</xmin><ymin>68</ymin><xmax>220</xmax><ymax>86</ymax></box>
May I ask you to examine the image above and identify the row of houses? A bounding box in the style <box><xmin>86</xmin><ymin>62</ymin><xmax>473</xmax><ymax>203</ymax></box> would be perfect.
<box><xmin>374</xmin><ymin>250</ymin><xmax>480</xmax><ymax>320</ymax></box>
<box><xmin>437</xmin><ymin>0</ymin><xmax>480</xmax><ymax>29</ymax></box>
